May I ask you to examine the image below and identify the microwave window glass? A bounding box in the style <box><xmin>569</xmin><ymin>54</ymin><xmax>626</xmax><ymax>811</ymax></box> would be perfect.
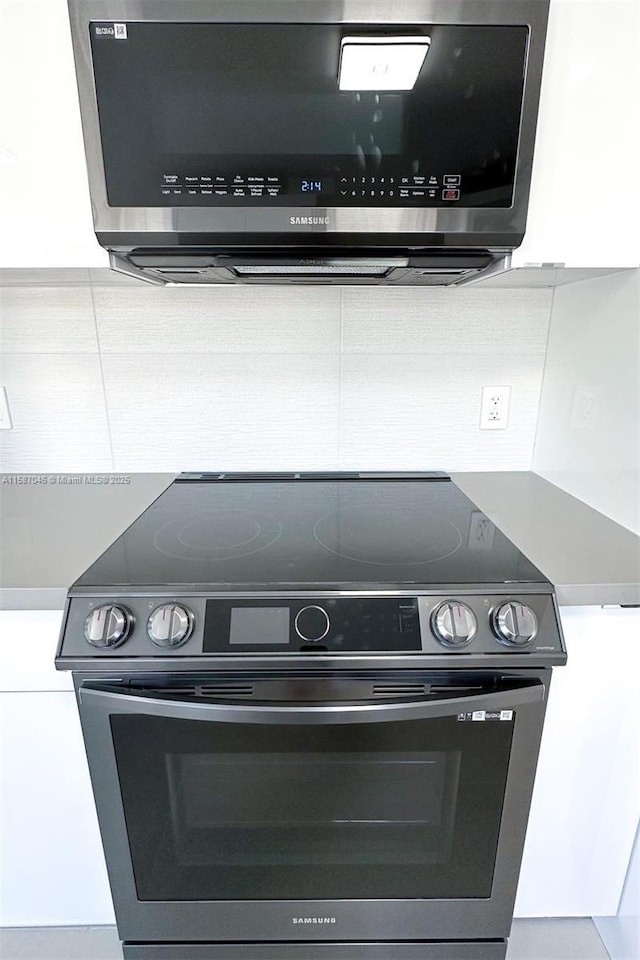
<box><xmin>90</xmin><ymin>23</ymin><xmax>528</xmax><ymax>209</ymax></box>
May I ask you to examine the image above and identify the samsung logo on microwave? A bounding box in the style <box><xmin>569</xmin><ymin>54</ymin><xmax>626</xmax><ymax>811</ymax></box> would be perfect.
<box><xmin>292</xmin><ymin>917</ymin><xmax>337</xmax><ymax>925</ymax></box>
<box><xmin>289</xmin><ymin>216</ymin><xmax>330</xmax><ymax>226</ymax></box>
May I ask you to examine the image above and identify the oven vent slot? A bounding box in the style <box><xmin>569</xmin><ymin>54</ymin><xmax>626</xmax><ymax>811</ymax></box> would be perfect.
<box><xmin>140</xmin><ymin>684</ymin><xmax>256</xmax><ymax>698</ymax></box>
<box><xmin>373</xmin><ymin>684</ymin><xmax>428</xmax><ymax>697</ymax></box>
<box><xmin>221</xmin><ymin>472</ymin><xmax>298</xmax><ymax>480</ymax></box>
<box><xmin>429</xmin><ymin>685</ymin><xmax>484</xmax><ymax>695</ymax></box>
<box><xmin>197</xmin><ymin>684</ymin><xmax>255</xmax><ymax>698</ymax></box>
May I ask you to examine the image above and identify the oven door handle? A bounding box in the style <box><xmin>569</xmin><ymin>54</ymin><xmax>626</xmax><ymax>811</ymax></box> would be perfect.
<box><xmin>79</xmin><ymin>679</ymin><xmax>545</xmax><ymax>725</ymax></box>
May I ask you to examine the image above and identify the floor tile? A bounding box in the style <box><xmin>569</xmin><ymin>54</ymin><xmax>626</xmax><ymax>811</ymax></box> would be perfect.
<box><xmin>507</xmin><ymin>918</ymin><xmax>610</xmax><ymax>959</ymax></box>
<box><xmin>0</xmin><ymin>925</ymin><xmax>122</xmax><ymax>959</ymax></box>
<box><xmin>0</xmin><ymin>919</ymin><xmax>611</xmax><ymax>960</ymax></box>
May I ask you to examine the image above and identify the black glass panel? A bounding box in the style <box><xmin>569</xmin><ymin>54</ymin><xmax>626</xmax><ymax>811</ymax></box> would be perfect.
<box><xmin>90</xmin><ymin>23</ymin><xmax>528</xmax><ymax>209</ymax></box>
<box><xmin>111</xmin><ymin>712</ymin><xmax>513</xmax><ymax>901</ymax></box>
<box><xmin>204</xmin><ymin>598</ymin><xmax>422</xmax><ymax>653</ymax></box>
<box><xmin>75</xmin><ymin>479</ymin><xmax>546</xmax><ymax>588</ymax></box>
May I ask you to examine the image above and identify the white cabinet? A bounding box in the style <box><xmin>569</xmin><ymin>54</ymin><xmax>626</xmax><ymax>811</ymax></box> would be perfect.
<box><xmin>512</xmin><ymin>0</ymin><xmax>640</xmax><ymax>269</ymax></box>
<box><xmin>0</xmin><ymin>611</ymin><xmax>114</xmax><ymax>926</ymax></box>
<box><xmin>0</xmin><ymin>0</ymin><xmax>107</xmax><ymax>268</ymax></box>
<box><xmin>515</xmin><ymin>605</ymin><xmax>640</xmax><ymax>917</ymax></box>
<box><xmin>0</xmin><ymin>691</ymin><xmax>115</xmax><ymax>926</ymax></box>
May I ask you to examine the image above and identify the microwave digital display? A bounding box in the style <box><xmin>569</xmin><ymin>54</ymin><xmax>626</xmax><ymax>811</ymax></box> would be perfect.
<box><xmin>300</xmin><ymin>180</ymin><xmax>328</xmax><ymax>193</ymax></box>
<box><xmin>90</xmin><ymin>22</ymin><xmax>529</xmax><ymax>210</ymax></box>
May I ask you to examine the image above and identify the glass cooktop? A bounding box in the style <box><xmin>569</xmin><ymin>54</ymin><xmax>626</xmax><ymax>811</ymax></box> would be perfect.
<box><xmin>73</xmin><ymin>474</ymin><xmax>546</xmax><ymax>589</ymax></box>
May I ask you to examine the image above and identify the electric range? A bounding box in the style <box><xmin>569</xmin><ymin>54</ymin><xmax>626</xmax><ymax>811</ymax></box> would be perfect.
<box><xmin>56</xmin><ymin>472</ymin><xmax>566</xmax><ymax>960</ymax></box>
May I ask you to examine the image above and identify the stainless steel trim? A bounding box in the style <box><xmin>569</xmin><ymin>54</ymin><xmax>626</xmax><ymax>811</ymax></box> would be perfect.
<box><xmin>60</xmin><ymin>653</ymin><xmax>569</xmax><ymax>672</ymax></box>
<box><xmin>109</xmin><ymin>252</ymin><xmax>166</xmax><ymax>284</ymax></box>
<box><xmin>122</xmin><ymin>941</ymin><xmax>509</xmax><ymax>960</ymax></box>
<box><xmin>456</xmin><ymin>253</ymin><xmax>512</xmax><ymax>286</ymax></box>
<box><xmin>68</xmin><ymin>584</ymin><xmax>553</xmax><ymax>598</ymax></box>
<box><xmin>294</xmin><ymin>605</ymin><xmax>331</xmax><ymax>642</ymax></box>
<box><xmin>78</xmin><ymin>679</ymin><xmax>545</xmax><ymax>723</ymax></box>
<box><xmin>67</xmin><ymin>0</ymin><xmax>548</xmax><ymax>242</ymax></box>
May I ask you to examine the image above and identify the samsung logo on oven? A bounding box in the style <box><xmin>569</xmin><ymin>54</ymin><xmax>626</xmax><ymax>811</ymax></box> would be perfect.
<box><xmin>289</xmin><ymin>216</ymin><xmax>330</xmax><ymax>226</ymax></box>
<box><xmin>292</xmin><ymin>917</ymin><xmax>337</xmax><ymax>925</ymax></box>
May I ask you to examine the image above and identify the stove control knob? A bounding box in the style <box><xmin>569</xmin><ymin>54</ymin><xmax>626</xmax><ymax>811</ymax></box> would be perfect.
<box><xmin>491</xmin><ymin>602</ymin><xmax>538</xmax><ymax>646</ymax></box>
<box><xmin>431</xmin><ymin>601</ymin><xmax>477</xmax><ymax>647</ymax></box>
<box><xmin>147</xmin><ymin>604</ymin><xmax>194</xmax><ymax>648</ymax></box>
<box><xmin>84</xmin><ymin>605</ymin><xmax>132</xmax><ymax>648</ymax></box>
<box><xmin>294</xmin><ymin>605</ymin><xmax>330</xmax><ymax>643</ymax></box>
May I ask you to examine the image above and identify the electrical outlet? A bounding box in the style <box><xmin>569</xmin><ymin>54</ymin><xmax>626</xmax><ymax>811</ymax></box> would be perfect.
<box><xmin>569</xmin><ymin>388</ymin><xmax>596</xmax><ymax>430</ymax></box>
<box><xmin>468</xmin><ymin>511</ymin><xmax>496</xmax><ymax>550</ymax></box>
<box><xmin>480</xmin><ymin>385</ymin><xmax>511</xmax><ymax>430</ymax></box>
<box><xmin>0</xmin><ymin>387</ymin><xmax>12</xmax><ymax>430</ymax></box>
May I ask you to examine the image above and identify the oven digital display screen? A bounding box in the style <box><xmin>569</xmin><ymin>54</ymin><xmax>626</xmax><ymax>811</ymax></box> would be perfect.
<box><xmin>229</xmin><ymin>606</ymin><xmax>290</xmax><ymax>645</ymax></box>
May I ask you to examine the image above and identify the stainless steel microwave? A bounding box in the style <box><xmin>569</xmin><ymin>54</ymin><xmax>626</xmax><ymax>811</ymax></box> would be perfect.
<box><xmin>68</xmin><ymin>1</ymin><xmax>549</xmax><ymax>285</ymax></box>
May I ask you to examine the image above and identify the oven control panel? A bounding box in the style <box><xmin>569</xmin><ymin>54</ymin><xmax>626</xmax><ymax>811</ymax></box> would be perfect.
<box><xmin>204</xmin><ymin>598</ymin><xmax>422</xmax><ymax>653</ymax></box>
<box><xmin>61</xmin><ymin>597</ymin><xmax>208</xmax><ymax>659</ymax></box>
<box><xmin>60</xmin><ymin>593</ymin><xmax>564</xmax><ymax>661</ymax></box>
<box><xmin>417</xmin><ymin>595</ymin><xmax>563</xmax><ymax>656</ymax></box>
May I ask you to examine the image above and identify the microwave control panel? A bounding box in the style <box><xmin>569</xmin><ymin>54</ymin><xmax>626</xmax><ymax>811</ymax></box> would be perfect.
<box><xmin>160</xmin><ymin>172</ymin><xmax>464</xmax><ymax>206</ymax></box>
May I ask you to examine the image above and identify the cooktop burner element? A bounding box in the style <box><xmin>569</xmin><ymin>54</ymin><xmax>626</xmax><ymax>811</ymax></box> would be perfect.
<box><xmin>74</xmin><ymin>473</ymin><xmax>546</xmax><ymax>589</ymax></box>
<box><xmin>154</xmin><ymin>509</ymin><xmax>283</xmax><ymax>561</ymax></box>
<box><xmin>313</xmin><ymin>507</ymin><xmax>463</xmax><ymax>566</ymax></box>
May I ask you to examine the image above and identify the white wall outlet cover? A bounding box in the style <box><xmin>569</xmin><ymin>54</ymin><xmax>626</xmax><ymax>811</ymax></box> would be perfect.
<box><xmin>480</xmin><ymin>385</ymin><xmax>511</xmax><ymax>430</ymax></box>
<box><xmin>0</xmin><ymin>386</ymin><xmax>13</xmax><ymax>429</ymax></box>
<box><xmin>468</xmin><ymin>511</ymin><xmax>496</xmax><ymax>550</ymax></box>
<box><xmin>569</xmin><ymin>387</ymin><xmax>597</xmax><ymax>430</ymax></box>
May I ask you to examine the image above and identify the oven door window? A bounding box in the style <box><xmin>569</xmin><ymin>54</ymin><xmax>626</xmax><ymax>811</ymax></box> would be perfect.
<box><xmin>111</xmin><ymin>713</ymin><xmax>513</xmax><ymax>901</ymax></box>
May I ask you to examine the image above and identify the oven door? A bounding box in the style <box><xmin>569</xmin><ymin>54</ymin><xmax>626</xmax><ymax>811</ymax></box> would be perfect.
<box><xmin>77</xmin><ymin>672</ymin><xmax>548</xmax><ymax>944</ymax></box>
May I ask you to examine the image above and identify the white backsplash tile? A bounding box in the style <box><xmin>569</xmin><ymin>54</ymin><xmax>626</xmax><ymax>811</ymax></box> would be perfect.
<box><xmin>102</xmin><ymin>353</ymin><xmax>341</xmax><ymax>471</ymax></box>
<box><xmin>338</xmin><ymin>354</ymin><xmax>544</xmax><ymax>471</ymax></box>
<box><xmin>0</xmin><ymin>354</ymin><xmax>112</xmax><ymax>470</ymax></box>
<box><xmin>533</xmin><ymin>269</ymin><xmax>640</xmax><ymax>534</ymax></box>
<box><xmin>0</xmin><ymin>276</ymin><xmax>554</xmax><ymax>473</ymax></box>
<box><xmin>0</xmin><ymin>268</ymin><xmax>92</xmax><ymax>287</ymax></box>
<box><xmin>341</xmin><ymin>287</ymin><xmax>552</xmax><ymax>358</ymax></box>
<box><xmin>0</xmin><ymin>286</ymin><xmax>98</xmax><ymax>353</ymax></box>
<box><xmin>93</xmin><ymin>285</ymin><xmax>342</xmax><ymax>354</ymax></box>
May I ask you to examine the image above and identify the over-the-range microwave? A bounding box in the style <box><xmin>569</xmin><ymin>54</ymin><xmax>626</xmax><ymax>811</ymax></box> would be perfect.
<box><xmin>68</xmin><ymin>0</ymin><xmax>549</xmax><ymax>285</ymax></box>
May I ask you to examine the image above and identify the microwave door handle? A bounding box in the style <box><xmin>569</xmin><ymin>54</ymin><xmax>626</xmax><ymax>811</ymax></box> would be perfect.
<box><xmin>79</xmin><ymin>680</ymin><xmax>545</xmax><ymax>725</ymax></box>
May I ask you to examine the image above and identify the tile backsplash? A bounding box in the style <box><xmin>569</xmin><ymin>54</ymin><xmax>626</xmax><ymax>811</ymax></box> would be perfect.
<box><xmin>1</xmin><ymin>275</ymin><xmax>552</xmax><ymax>472</ymax></box>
